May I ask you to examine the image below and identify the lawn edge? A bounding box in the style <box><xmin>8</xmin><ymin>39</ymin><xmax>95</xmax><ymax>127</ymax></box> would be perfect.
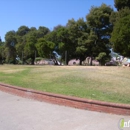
<box><xmin>0</xmin><ymin>82</ymin><xmax>130</xmax><ymax>116</ymax></box>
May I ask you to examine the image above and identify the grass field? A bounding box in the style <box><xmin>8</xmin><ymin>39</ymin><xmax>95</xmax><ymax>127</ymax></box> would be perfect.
<box><xmin>0</xmin><ymin>65</ymin><xmax>130</xmax><ymax>104</ymax></box>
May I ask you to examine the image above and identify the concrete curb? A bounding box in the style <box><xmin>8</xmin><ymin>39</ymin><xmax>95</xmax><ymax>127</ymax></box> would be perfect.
<box><xmin>0</xmin><ymin>83</ymin><xmax>130</xmax><ymax>116</ymax></box>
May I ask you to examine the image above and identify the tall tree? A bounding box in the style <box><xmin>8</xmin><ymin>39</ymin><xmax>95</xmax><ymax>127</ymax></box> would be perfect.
<box><xmin>15</xmin><ymin>26</ymin><xmax>30</xmax><ymax>63</ymax></box>
<box><xmin>37</xmin><ymin>26</ymin><xmax>50</xmax><ymax>38</ymax></box>
<box><xmin>36</xmin><ymin>38</ymin><xmax>55</xmax><ymax>58</ymax></box>
<box><xmin>114</xmin><ymin>0</ymin><xmax>130</xmax><ymax>11</ymax></box>
<box><xmin>17</xmin><ymin>26</ymin><xmax>30</xmax><ymax>36</ymax></box>
<box><xmin>56</xmin><ymin>26</ymin><xmax>71</xmax><ymax>64</ymax></box>
<box><xmin>75</xmin><ymin>18</ymin><xmax>90</xmax><ymax>65</ymax></box>
<box><xmin>53</xmin><ymin>25</ymin><xmax>64</xmax><ymax>31</ymax></box>
<box><xmin>111</xmin><ymin>15</ymin><xmax>130</xmax><ymax>57</ymax></box>
<box><xmin>15</xmin><ymin>36</ymin><xmax>26</xmax><ymax>63</ymax></box>
<box><xmin>110</xmin><ymin>7</ymin><xmax>130</xmax><ymax>25</ymax></box>
<box><xmin>65</xmin><ymin>19</ymin><xmax>84</xmax><ymax>64</ymax></box>
<box><xmin>86</xmin><ymin>4</ymin><xmax>113</xmax><ymax>65</ymax></box>
<box><xmin>30</xmin><ymin>27</ymin><xmax>37</xmax><ymax>32</ymax></box>
<box><xmin>45</xmin><ymin>25</ymin><xmax>73</xmax><ymax>64</ymax></box>
<box><xmin>24</xmin><ymin>31</ymin><xmax>37</xmax><ymax>64</ymax></box>
<box><xmin>0</xmin><ymin>40</ymin><xmax>5</xmax><ymax>64</ymax></box>
<box><xmin>4</xmin><ymin>30</ymin><xmax>17</xmax><ymax>63</ymax></box>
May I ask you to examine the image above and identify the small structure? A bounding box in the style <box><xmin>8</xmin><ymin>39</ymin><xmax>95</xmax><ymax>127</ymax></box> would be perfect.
<box><xmin>68</xmin><ymin>59</ymin><xmax>80</xmax><ymax>65</ymax></box>
<box><xmin>122</xmin><ymin>58</ymin><xmax>130</xmax><ymax>67</ymax></box>
<box><xmin>35</xmin><ymin>59</ymin><xmax>54</xmax><ymax>65</ymax></box>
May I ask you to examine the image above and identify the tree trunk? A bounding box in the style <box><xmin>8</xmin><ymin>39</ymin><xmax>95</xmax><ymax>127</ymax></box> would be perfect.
<box><xmin>90</xmin><ymin>56</ymin><xmax>93</xmax><ymax>66</ymax></box>
<box><xmin>66</xmin><ymin>59</ymin><xmax>69</xmax><ymax>65</ymax></box>
<box><xmin>31</xmin><ymin>57</ymin><xmax>35</xmax><ymax>65</ymax></box>
<box><xmin>79</xmin><ymin>59</ymin><xmax>82</xmax><ymax>65</ymax></box>
<box><xmin>0</xmin><ymin>59</ymin><xmax>3</xmax><ymax>64</ymax></box>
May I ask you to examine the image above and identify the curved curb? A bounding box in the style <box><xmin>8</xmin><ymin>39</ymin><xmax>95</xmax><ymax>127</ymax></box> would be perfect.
<box><xmin>0</xmin><ymin>83</ymin><xmax>130</xmax><ymax>116</ymax></box>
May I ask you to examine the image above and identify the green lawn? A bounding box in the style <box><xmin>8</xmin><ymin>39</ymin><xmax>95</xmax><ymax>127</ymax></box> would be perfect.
<box><xmin>0</xmin><ymin>65</ymin><xmax>130</xmax><ymax>104</ymax></box>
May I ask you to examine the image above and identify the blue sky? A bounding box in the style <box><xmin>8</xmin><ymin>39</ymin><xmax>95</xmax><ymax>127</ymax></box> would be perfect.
<box><xmin>0</xmin><ymin>0</ymin><xmax>115</xmax><ymax>41</ymax></box>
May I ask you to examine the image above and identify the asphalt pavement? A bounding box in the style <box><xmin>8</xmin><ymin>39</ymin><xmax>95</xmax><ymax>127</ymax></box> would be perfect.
<box><xmin>0</xmin><ymin>91</ymin><xmax>129</xmax><ymax>130</ymax></box>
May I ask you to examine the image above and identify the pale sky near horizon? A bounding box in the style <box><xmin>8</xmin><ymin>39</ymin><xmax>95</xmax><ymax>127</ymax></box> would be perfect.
<box><xmin>0</xmin><ymin>0</ymin><xmax>115</xmax><ymax>41</ymax></box>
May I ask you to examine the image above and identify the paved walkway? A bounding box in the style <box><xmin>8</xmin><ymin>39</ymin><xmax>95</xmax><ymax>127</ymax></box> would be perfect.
<box><xmin>0</xmin><ymin>91</ymin><xmax>129</xmax><ymax>130</ymax></box>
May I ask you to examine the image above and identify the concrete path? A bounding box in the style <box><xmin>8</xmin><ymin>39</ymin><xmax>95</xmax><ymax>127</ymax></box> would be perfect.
<box><xmin>0</xmin><ymin>91</ymin><xmax>129</xmax><ymax>130</ymax></box>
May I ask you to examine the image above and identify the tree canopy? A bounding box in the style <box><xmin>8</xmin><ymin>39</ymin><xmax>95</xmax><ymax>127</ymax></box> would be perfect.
<box><xmin>114</xmin><ymin>0</ymin><xmax>130</xmax><ymax>11</ymax></box>
<box><xmin>86</xmin><ymin>4</ymin><xmax>113</xmax><ymax>65</ymax></box>
<box><xmin>1</xmin><ymin>1</ymin><xmax>130</xmax><ymax>65</ymax></box>
<box><xmin>36</xmin><ymin>38</ymin><xmax>55</xmax><ymax>58</ymax></box>
<box><xmin>111</xmin><ymin>15</ymin><xmax>130</xmax><ymax>57</ymax></box>
<box><xmin>110</xmin><ymin>0</ymin><xmax>130</xmax><ymax>58</ymax></box>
